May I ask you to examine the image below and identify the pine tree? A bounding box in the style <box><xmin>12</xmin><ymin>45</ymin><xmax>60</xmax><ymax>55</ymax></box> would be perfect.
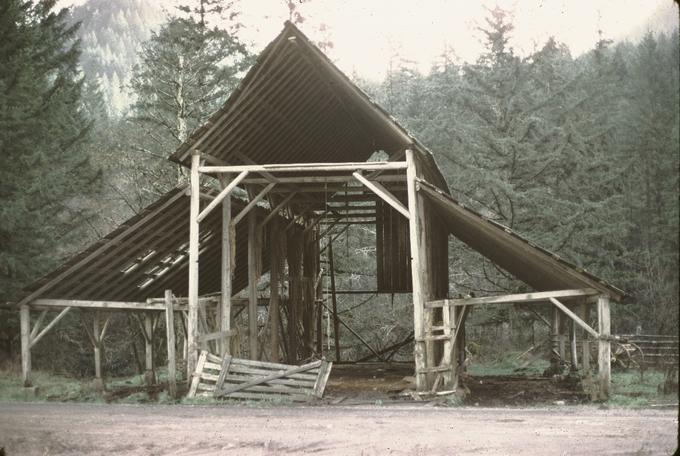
<box><xmin>0</xmin><ymin>0</ymin><xmax>101</xmax><ymax>303</ymax></box>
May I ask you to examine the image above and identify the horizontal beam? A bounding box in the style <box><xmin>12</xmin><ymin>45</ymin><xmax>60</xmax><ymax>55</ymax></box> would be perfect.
<box><xmin>31</xmin><ymin>298</ymin><xmax>188</xmax><ymax>312</ymax></box>
<box><xmin>549</xmin><ymin>297</ymin><xmax>600</xmax><ymax>339</ymax></box>
<box><xmin>198</xmin><ymin>161</ymin><xmax>408</xmax><ymax>174</ymax></box>
<box><xmin>240</xmin><ymin>175</ymin><xmax>405</xmax><ymax>185</ymax></box>
<box><xmin>426</xmin><ymin>288</ymin><xmax>598</xmax><ymax>308</ymax></box>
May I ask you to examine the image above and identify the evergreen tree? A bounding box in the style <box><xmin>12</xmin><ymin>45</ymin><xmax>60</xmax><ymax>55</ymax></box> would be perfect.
<box><xmin>0</xmin><ymin>0</ymin><xmax>101</xmax><ymax>303</ymax></box>
<box><xmin>126</xmin><ymin>0</ymin><xmax>251</xmax><ymax>198</ymax></box>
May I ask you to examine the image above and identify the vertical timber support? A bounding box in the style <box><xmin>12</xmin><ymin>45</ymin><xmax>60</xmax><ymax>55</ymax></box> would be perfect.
<box><xmin>597</xmin><ymin>295</ymin><xmax>611</xmax><ymax>399</ymax></box>
<box><xmin>220</xmin><ymin>175</ymin><xmax>232</xmax><ymax>357</ymax></box>
<box><xmin>551</xmin><ymin>306</ymin><xmax>562</xmax><ymax>370</ymax></box>
<box><xmin>270</xmin><ymin>218</ymin><xmax>281</xmax><ymax>363</ymax></box>
<box><xmin>144</xmin><ymin>313</ymin><xmax>155</xmax><ymax>385</ymax></box>
<box><xmin>165</xmin><ymin>290</ymin><xmax>177</xmax><ymax>399</ymax></box>
<box><xmin>248</xmin><ymin>210</ymin><xmax>259</xmax><ymax>359</ymax></box>
<box><xmin>20</xmin><ymin>304</ymin><xmax>32</xmax><ymax>387</ymax></box>
<box><xmin>406</xmin><ymin>149</ymin><xmax>430</xmax><ymax>391</ymax></box>
<box><xmin>93</xmin><ymin>315</ymin><xmax>103</xmax><ymax>391</ymax></box>
<box><xmin>579</xmin><ymin>302</ymin><xmax>591</xmax><ymax>372</ymax></box>
<box><xmin>328</xmin><ymin>239</ymin><xmax>341</xmax><ymax>362</ymax></box>
<box><xmin>187</xmin><ymin>150</ymin><xmax>201</xmax><ymax>377</ymax></box>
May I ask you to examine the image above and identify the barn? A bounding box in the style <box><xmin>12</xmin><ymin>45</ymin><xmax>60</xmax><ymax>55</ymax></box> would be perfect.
<box><xmin>13</xmin><ymin>22</ymin><xmax>624</xmax><ymax>399</ymax></box>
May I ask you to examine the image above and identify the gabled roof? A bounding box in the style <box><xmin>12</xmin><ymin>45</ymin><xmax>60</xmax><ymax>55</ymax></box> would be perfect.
<box><xmin>169</xmin><ymin>21</ymin><xmax>447</xmax><ymax>190</ymax></box>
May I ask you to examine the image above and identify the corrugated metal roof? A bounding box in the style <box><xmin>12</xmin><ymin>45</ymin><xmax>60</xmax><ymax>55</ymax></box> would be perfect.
<box><xmin>417</xmin><ymin>179</ymin><xmax>625</xmax><ymax>302</ymax></box>
<box><xmin>169</xmin><ymin>21</ymin><xmax>448</xmax><ymax>192</ymax></box>
<box><xmin>17</xmin><ymin>187</ymin><xmax>275</xmax><ymax>305</ymax></box>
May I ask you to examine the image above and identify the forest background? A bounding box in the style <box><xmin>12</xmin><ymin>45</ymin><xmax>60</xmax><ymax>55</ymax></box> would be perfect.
<box><xmin>0</xmin><ymin>0</ymin><xmax>677</xmax><ymax>376</ymax></box>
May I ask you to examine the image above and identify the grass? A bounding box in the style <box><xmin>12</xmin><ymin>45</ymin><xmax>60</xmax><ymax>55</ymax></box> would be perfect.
<box><xmin>607</xmin><ymin>370</ymin><xmax>678</xmax><ymax>407</ymax></box>
<box><xmin>0</xmin><ymin>370</ymin><xmax>103</xmax><ymax>403</ymax></box>
<box><xmin>467</xmin><ymin>351</ymin><xmax>551</xmax><ymax>377</ymax></box>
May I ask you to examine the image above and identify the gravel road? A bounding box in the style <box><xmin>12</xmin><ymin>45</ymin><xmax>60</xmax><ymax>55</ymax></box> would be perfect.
<box><xmin>0</xmin><ymin>402</ymin><xmax>676</xmax><ymax>455</ymax></box>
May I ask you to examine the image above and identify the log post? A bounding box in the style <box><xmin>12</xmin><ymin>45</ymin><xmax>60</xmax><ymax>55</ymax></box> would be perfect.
<box><xmin>220</xmin><ymin>175</ymin><xmax>232</xmax><ymax>357</ymax></box>
<box><xmin>270</xmin><ymin>219</ymin><xmax>281</xmax><ymax>362</ymax></box>
<box><xmin>93</xmin><ymin>315</ymin><xmax>103</xmax><ymax>391</ymax></box>
<box><xmin>551</xmin><ymin>306</ymin><xmax>562</xmax><ymax>371</ymax></box>
<box><xmin>187</xmin><ymin>150</ymin><xmax>201</xmax><ymax>377</ymax></box>
<box><xmin>570</xmin><ymin>319</ymin><xmax>578</xmax><ymax>371</ymax></box>
<box><xmin>144</xmin><ymin>313</ymin><xmax>155</xmax><ymax>385</ymax></box>
<box><xmin>579</xmin><ymin>302</ymin><xmax>591</xmax><ymax>372</ymax></box>
<box><xmin>247</xmin><ymin>210</ymin><xmax>259</xmax><ymax>359</ymax></box>
<box><xmin>406</xmin><ymin>149</ymin><xmax>430</xmax><ymax>391</ymax></box>
<box><xmin>164</xmin><ymin>290</ymin><xmax>177</xmax><ymax>399</ymax></box>
<box><xmin>328</xmin><ymin>239</ymin><xmax>341</xmax><ymax>362</ymax></box>
<box><xmin>597</xmin><ymin>295</ymin><xmax>611</xmax><ymax>399</ymax></box>
<box><xmin>20</xmin><ymin>304</ymin><xmax>31</xmax><ymax>387</ymax></box>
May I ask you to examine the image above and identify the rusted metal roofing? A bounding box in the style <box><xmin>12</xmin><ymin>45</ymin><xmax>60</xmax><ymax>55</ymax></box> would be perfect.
<box><xmin>16</xmin><ymin>187</ymin><xmax>273</xmax><ymax>305</ymax></box>
<box><xmin>417</xmin><ymin>179</ymin><xmax>625</xmax><ymax>302</ymax></box>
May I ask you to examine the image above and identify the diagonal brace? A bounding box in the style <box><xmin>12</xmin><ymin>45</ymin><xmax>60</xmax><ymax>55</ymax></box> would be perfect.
<box><xmin>549</xmin><ymin>297</ymin><xmax>599</xmax><ymax>338</ymax></box>
<box><xmin>353</xmin><ymin>172</ymin><xmax>410</xmax><ymax>219</ymax></box>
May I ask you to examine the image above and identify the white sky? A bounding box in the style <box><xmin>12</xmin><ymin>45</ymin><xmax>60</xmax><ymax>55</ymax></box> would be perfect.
<box><xmin>57</xmin><ymin>0</ymin><xmax>677</xmax><ymax>80</ymax></box>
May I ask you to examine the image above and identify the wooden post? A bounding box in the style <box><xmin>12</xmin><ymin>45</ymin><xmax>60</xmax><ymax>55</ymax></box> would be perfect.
<box><xmin>248</xmin><ymin>210</ymin><xmax>259</xmax><ymax>359</ymax></box>
<box><xmin>144</xmin><ymin>313</ymin><xmax>155</xmax><ymax>385</ymax></box>
<box><xmin>580</xmin><ymin>302</ymin><xmax>591</xmax><ymax>372</ymax></box>
<box><xmin>441</xmin><ymin>304</ymin><xmax>452</xmax><ymax>385</ymax></box>
<box><xmin>551</xmin><ymin>306</ymin><xmax>561</xmax><ymax>370</ymax></box>
<box><xmin>164</xmin><ymin>290</ymin><xmax>177</xmax><ymax>399</ymax></box>
<box><xmin>93</xmin><ymin>316</ymin><xmax>103</xmax><ymax>386</ymax></box>
<box><xmin>597</xmin><ymin>295</ymin><xmax>611</xmax><ymax>399</ymax></box>
<box><xmin>20</xmin><ymin>304</ymin><xmax>31</xmax><ymax>387</ymax></box>
<box><xmin>328</xmin><ymin>238</ymin><xmax>341</xmax><ymax>362</ymax></box>
<box><xmin>406</xmin><ymin>149</ymin><xmax>429</xmax><ymax>391</ymax></box>
<box><xmin>270</xmin><ymin>219</ymin><xmax>281</xmax><ymax>363</ymax></box>
<box><xmin>220</xmin><ymin>175</ymin><xmax>232</xmax><ymax>357</ymax></box>
<box><xmin>570</xmin><ymin>319</ymin><xmax>578</xmax><ymax>371</ymax></box>
<box><xmin>187</xmin><ymin>150</ymin><xmax>201</xmax><ymax>377</ymax></box>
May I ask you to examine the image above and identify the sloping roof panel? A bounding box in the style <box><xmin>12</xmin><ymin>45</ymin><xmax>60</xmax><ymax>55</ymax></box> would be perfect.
<box><xmin>17</xmin><ymin>187</ymin><xmax>274</xmax><ymax>304</ymax></box>
<box><xmin>417</xmin><ymin>179</ymin><xmax>625</xmax><ymax>302</ymax></box>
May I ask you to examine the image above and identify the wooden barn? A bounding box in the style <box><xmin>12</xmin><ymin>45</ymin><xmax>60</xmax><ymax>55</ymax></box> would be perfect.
<box><xmin>13</xmin><ymin>22</ymin><xmax>624</xmax><ymax>399</ymax></box>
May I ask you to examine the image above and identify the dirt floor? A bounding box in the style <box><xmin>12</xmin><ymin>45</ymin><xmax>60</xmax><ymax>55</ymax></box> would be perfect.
<box><xmin>326</xmin><ymin>363</ymin><xmax>587</xmax><ymax>406</ymax></box>
<box><xmin>0</xmin><ymin>402</ymin><xmax>677</xmax><ymax>455</ymax></box>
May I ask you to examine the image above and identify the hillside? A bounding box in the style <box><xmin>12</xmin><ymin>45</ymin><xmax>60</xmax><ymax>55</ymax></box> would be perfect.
<box><xmin>70</xmin><ymin>0</ymin><xmax>165</xmax><ymax>115</ymax></box>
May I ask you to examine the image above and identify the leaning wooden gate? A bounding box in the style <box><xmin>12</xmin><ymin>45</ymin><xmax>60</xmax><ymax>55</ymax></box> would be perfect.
<box><xmin>188</xmin><ymin>350</ymin><xmax>332</xmax><ymax>402</ymax></box>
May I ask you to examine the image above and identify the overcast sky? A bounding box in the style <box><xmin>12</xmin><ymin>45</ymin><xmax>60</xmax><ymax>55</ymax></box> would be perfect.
<box><xmin>57</xmin><ymin>0</ymin><xmax>677</xmax><ymax>80</ymax></box>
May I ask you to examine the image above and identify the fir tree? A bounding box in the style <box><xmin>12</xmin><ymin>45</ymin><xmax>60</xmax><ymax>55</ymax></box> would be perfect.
<box><xmin>0</xmin><ymin>0</ymin><xmax>101</xmax><ymax>303</ymax></box>
<box><xmin>126</xmin><ymin>0</ymin><xmax>251</xmax><ymax>196</ymax></box>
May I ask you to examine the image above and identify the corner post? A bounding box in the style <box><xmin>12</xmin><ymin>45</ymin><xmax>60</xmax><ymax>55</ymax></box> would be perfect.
<box><xmin>220</xmin><ymin>175</ymin><xmax>232</xmax><ymax>356</ymax></box>
<box><xmin>20</xmin><ymin>304</ymin><xmax>32</xmax><ymax>387</ymax></box>
<box><xmin>597</xmin><ymin>295</ymin><xmax>611</xmax><ymax>399</ymax></box>
<box><xmin>406</xmin><ymin>149</ymin><xmax>428</xmax><ymax>391</ymax></box>
<box><xmin>187</xmin><ymin>150</ymin><xmax>201</xmax><ymax>377</ymax></box>
<box><xmin>164</xmin><ymin>290</ymin><xmax>177</xmax><ymax>399</ymax></box>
